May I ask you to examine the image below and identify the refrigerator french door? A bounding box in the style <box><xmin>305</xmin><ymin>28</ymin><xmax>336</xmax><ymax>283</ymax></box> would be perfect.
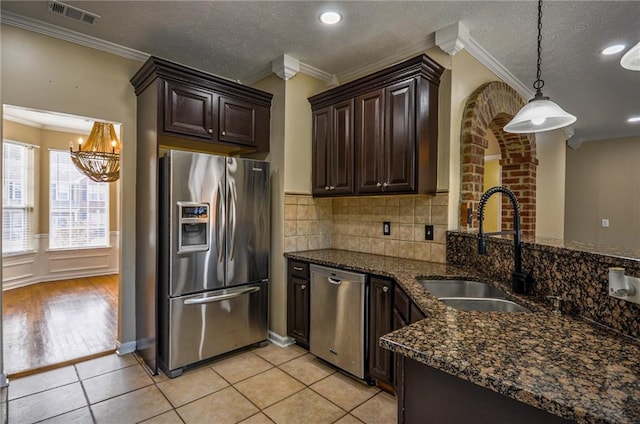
<box><xmin>158</xmin><ymin>150</ymin><xmax>269</xmax><ymax>377</ymax></box>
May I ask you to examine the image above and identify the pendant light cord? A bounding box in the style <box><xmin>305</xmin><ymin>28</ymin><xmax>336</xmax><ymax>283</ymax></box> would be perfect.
<box><xmin>533</xmin><ymin>0</ymin><xmax>545</xmax><ymax>97</ymax></box>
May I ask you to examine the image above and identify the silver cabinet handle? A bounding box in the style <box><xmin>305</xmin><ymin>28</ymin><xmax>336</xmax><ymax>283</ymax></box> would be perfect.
<box><xmin>382</xmin><ymin>286</ymin><xmax>389</xmax><ymax>293</ymax></box>
<box><xmin>376</xmin><ymin>182</ymin><xmax>382</xmax><ymax>187</ymax></box>
<box><xmin>293</xmin><ymin>266</ymin><xmax>304</xmax><ymax>271</ymax></box>
<box><xmin>325</xmin><ymin>186</ymin><xmax>330</xmax><ymax>190</ymax></box>
<box><xmin>382</xmin><ymin>182</ymin><xmax>389</xmax><ymax>188</ymax></box>
<box><xmin>301</xmin><ymin>285</ymin><xmax>306</xmax><ymax>290</ymax></box>
<box><xmin>222</xmin><ymin>130</ymin><xmax>226</xmax><ymax>136</ymax></box>
<box><xmin>208</xmin><ymin>128</ymin><xmax>213</xmax><ymax>134</ymax></box>
<box><xmin>328</xmin><ymin>277</ymin><xmax>342</xmax><ymax>285</ymax></box>
<box><xmin>184</xmin><ymin>286</ymin><xmax>260</xmax><ymax>305</ymax></box>
<box><xmin>329</xmin><ymin>186</ymin><xmax>335</xmax><ymax>190</ymax></box>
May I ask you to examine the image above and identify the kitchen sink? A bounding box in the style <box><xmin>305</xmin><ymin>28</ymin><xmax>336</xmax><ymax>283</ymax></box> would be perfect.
<box><xmin>439</xmin><ymin>298</ymin><xmax>531</xmax><ymax>313</ymax></box>
<box><xmin>419</xmin><ymin>279</ymin><xmax>507</xmax><ymax>299</ymax></box>
<box><xmin>420</xmin><ymin>279</ymin><xmax>531</xmax><ymax>312</ymax></box>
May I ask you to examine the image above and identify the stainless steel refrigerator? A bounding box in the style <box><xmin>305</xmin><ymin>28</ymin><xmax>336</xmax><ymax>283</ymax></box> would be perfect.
<box><xmin>158</xmin><ymin>150</ymin><xmax>269</xmax><ymax>378</ymax></box>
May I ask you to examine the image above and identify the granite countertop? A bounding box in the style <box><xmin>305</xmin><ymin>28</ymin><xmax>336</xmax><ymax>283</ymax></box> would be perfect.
<box><xmin>284</xmin><ymin>249</ymin><xmax>640</xmax><ymax>424</ymax></box>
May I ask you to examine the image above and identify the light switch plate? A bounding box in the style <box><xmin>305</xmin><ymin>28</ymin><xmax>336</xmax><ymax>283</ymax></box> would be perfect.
<box><xmin>425</xmin><ymin>225</ymin><xmax>434</xmax><ymax>240</ymax></box>
<box><xmin>383</xmin><ymin>221</ymin><xmax>391</xmax><ymax>236</ymax></box>
<box><xmin>602</xmin><ymin>219</ymin><xmax>610</xmax><ymax>228</ymax></box>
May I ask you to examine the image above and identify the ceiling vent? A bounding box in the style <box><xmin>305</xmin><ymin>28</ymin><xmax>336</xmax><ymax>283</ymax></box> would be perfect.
<box><xmin>47</xmin><ymin>1</ymin><xmax>100</xmax><ymax>25</ymax></box>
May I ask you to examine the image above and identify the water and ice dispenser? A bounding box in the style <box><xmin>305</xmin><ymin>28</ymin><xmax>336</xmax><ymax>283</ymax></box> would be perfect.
<box><xmin>177</xmin><ymin>202</ymin><xmax>209</xmax><ymax>253</ymax></box>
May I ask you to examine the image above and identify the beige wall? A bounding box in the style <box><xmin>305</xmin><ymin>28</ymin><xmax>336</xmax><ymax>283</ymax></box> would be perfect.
<box><xmin>1</xmin><ymin>24</ymin><xmax>141</xmax><ymax>346</ymax></box>
<box><xmin>565</xmin><ymin>136</ymin><xmax>640</xmax><ymax>249</ymax></box>
<box><xmin>483</xmin><ymin>159</ymin><xmax>501</xmax><ymax>233</ymax></box>
<box><xmin>283</xmin><ymin>74</ymin><xmax>327</xmax><ymax>194</ymax></box>
<box><xmin>535</xmin><ymin>131</ymin><xmax>566</xmax><ymax>239</ymax></box>
<box><xmin>3</xmin><ymin>120</ymin><xmax>120</xmax><ymax>234</ymax></box>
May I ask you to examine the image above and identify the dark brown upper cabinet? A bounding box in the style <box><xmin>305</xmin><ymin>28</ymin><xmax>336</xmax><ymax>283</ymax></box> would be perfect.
<box><xmin>131</xmin><ymin>56</ymin><xmax>272</xmax><ymax>154</ymax></box>
<box><xmin>309</xmin><ymin>54</ymin><xmax>444</xmax><ymax>196</ymax></box>
<box><xmin>311</xmin><ymin>100</ymin><xmax>355</xmax><ymax>196</ymax></box>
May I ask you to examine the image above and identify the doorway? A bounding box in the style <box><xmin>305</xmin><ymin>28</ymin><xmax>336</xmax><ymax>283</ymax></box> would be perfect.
<box><xmin>2</xmin><ymin>105</ymin><xmax>121</xmax><ymax>376</ymax></box>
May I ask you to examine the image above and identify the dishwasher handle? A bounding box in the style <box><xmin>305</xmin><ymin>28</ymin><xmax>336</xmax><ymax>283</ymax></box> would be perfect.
<box><xmin>327</xmin><ymin>277</ymin><xmax>342</xmax><ymax>285</ymax></box>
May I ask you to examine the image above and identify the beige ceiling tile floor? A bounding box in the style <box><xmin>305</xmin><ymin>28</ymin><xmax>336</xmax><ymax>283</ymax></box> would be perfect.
<box><xmin>210</xmin><ymin>351</ymin><xmax>274</xmax><ymax>384</ymax></box>
<box><xmin>10</xmin><ymin>343</ymin><xmax>397</xmax><ymax>424</ymax></box>
<box><xmin>251</xmin><ymin>343</ymin><xmax>307</xmax><ymax>365</ymax></box>
<box><xmin>38</xmin><ymin>406</ymin><xmax>93</xmax><ymax>424</ymax></box>
<box><xmin>91</xmin><ymin>385</ymin><xmax>173</xmax><ymax>423</ymax></box>
<box><xmin>8</xmin><ymin>382</ymin><xmax>86</xmax><ymax>423</ymax></box>
<box><xmin>263</xmin><ymin>388</ymin><xmax>346</xmax><ymax>424</ymax></box>
<box><xmin>139</xmin><ymin>410</ymin><xmax>185</xmax><ymax>424</ymax></box>
<box><xmin>351</xmin><ymin>392</ymin><xmax>397</xmax><ymax>424</ymax></box>
<box><xmin>234</xmin><ymin>368</ymin><xmax>305</xmax><ymax>409</ymax></box>
<box><xmin>157</xmin><ymin>366</ymin><xmax>229</xmax><ymax>407</ymax></box>
<box><xmin>82</xmin><ymin>364</ymin><xmax>154</xmax><ymax>404</ymax></box>
<box><xmin>310</xmin><ymin>373</ymin><xmax>380</xmax><ymax>411</ymax></box>
<box><xmin>238</xmin><ymin>412</ymin><xmax>276</xmax><ymax>424</ymax></box>
<box><xmin>333</xmin><ymin>414</ymin><xmax>365</xmax><ymax>424</ymax></box>
<box><xmin>8</xmin><ymin>365</ymin><xmax>77</xmax><ymax>400</ymax></box>
<box><xmin>75</xmin><ymin>352</ymin><xmax>138</xmax><ymax>380</ymax></box>
<box><xmin>278</xmin><ymin>353</ymin><xmax>336</xmax><ymax>385</ymax></box>
<box><xmin>176</xmin><ymin>386</ymin><xmax>259</xmax><ymax>424</ymax></box>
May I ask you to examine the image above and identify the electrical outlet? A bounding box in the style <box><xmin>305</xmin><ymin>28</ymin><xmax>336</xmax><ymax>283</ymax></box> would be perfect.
<box><xmin>425</xmin><ymin>225</ymin><xmax>434</xmax><ymax>240</ymax></box>
<box><xmin>602</xmin><ymin>219</ymin><xmax>610</xmax><ymax>228</ymax></box>
<box><xmin>383</xmin><ymin>221</ymin><xmax>391</xmax><ymax>236</ymax></box>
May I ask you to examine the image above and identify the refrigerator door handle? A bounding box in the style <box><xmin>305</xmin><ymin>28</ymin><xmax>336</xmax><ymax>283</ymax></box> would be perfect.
<box><xmin>228</xmin><ymin>181</ymin><xmax>237</xmax><ymax>261</ymax></box>
<box><xmin>216</xmin><ymin>181</ymin><xmax>225</xmax><ymax>263</ymax></box>
<box><xmin>183</xmin><ymin>286</ymin><xmax>260</xmax><ymax>305</ymax></box>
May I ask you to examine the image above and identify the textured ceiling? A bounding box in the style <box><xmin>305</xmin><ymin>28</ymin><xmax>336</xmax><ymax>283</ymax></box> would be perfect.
<box><xmin>1</xmin><ymin>1</ymin><xmax>639</xmax><ymax>142</ymax></box>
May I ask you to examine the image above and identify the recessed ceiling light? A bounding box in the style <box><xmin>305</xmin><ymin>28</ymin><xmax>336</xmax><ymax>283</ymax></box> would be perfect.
<box><xmin>319</xmin><ymin>11</ymin><xmax>342</xmax><ymax>25</ymax></box>
<box><xmin>628</xmin><ymin>116</ymin><xmax>640</xmax><ymax>123</ymax></box>
<box><xmin>601</xmin><ymin>44</ymin><xmax>626</xmax><ymax>55</ymax></box>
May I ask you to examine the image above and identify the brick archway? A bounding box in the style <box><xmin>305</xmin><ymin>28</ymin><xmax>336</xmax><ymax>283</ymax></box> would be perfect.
<box><xmin>460</xmin><ymin>81</ymin><xmax>538</xmax><ymax>237</ymax></box>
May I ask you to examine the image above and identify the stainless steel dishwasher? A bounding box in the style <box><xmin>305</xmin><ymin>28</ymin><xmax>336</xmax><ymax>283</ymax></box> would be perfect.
<box><xmin>310</xmin><ymin>264</ymin><xmax>366</xmax><ymax>379</ymax></box>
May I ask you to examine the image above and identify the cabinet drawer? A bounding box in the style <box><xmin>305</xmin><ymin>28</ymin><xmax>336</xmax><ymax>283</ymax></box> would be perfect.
<box><xmin>394</xmin><ymin>285</ymin><xmax>411</xmax><ymax>323</ymax></box>
<box><xmin>288</xmin><ymin>260</ymin><xmax>309</xmax><ymax>279</ymax></box>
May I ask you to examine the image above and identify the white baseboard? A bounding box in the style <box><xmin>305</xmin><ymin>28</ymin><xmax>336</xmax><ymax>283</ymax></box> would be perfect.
<box><xmin>3</xmin><ymin>268</ymin><xmax>119</xmax><ymax>291</ymax></box>
<box><xmin>268</xmin><ymin>331</ymin><xmax>295</xmax><ymax>348</ymax></box>
<box><xmin>116</xmin><ymin>340</ymin><xmax>136</xmax><ymax>355</ymax></box>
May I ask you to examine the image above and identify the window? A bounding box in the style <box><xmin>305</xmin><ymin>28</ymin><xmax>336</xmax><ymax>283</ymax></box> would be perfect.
<box><xmin>49</xmin><ymin>150</ymin><xmax>109</xmax><ymax>249</ymax></box>
<box><xmin>2</xmin><ymin>141</ymin><xmax>35</xmax><ymax>254</ymax></box>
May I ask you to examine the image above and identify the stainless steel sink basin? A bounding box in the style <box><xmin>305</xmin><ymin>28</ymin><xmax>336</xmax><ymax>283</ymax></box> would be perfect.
<box><xmin>419</xmin><ymin>279</ymin><xmax>506</xmax><ymax>299</ymax></box>
<box><xmin>439</xmin><ymin>298</ymin><xmax>531</xmax><ymax>313</ymax></box>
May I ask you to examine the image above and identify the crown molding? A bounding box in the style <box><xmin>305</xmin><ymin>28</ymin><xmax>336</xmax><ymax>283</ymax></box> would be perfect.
<box><xmin>272</xmin><ymin>54</ymin><xmax>300</xmax><ymax>81</ymax></box>
<box><xmin>435</xmin><ymin>22</ymin><xmax>470</xmax><ymax>56</ymax></box>
<box><xmin>337</xmin><ymin>33</ymin><xmax>437</xmax><ymax>84</ymax></box>
<box><xmin>464</xmin><ymin>36</ymin><xmax>533</xmax><ymax>101</ymax></box>
<box><xmin>0</xmin><ymin>10</ymin><xmax>149</xmax><ymax>62</ymax></box>
<box><xmin>299</xmin><ymin>62</ymin><xmax>338</xmax><ymax>86</ymax></box>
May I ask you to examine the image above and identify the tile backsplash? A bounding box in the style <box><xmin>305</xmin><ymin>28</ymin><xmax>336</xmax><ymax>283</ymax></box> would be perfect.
<box><xmin>284</xmin><ymin>193</ymin><xmax>449</xmax><ymax>263</ymax></box>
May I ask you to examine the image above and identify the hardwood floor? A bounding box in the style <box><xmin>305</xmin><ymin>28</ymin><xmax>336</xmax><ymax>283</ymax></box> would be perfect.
<box><xmin>2</xmin><ymin>275</ymin><xmax>119</xmax><ymax>377</ymax></box>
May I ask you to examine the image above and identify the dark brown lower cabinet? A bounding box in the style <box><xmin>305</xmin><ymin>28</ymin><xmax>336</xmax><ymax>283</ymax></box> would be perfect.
<box><xmin>399</xmin><ymin>358</ymin><xmax>575</xmax><ymax>424</ymax></box>
<box><xmin>287</xmin><ymin>260</ymin><xmax>310</xmax><ymax>348</ymax></box>
<box><xmin>369</xmin><ymin>277</ymin><xmax>394</xmax><ymax>384</ymax></box>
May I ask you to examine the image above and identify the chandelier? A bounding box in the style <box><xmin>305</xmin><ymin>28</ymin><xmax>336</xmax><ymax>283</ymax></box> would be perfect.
<box><xmin>70</xmin><ymin>121</ymin><xmax>120</xmax><ymax>183</ymax></box>
<box><xmin>503</xmin><ymin>0</ymin><xmax>576</xmax><ymax>133</ymax></box>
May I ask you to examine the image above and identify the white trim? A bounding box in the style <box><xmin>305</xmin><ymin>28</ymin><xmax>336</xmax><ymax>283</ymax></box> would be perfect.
<box><xmin>337</xmin><ymin>33</ymin><xmax>437</xmax><ymax>83</ymax></box>
<box><xmin>435</xmin><ymin>22</ymin><xmax>470</xmax><ymax>56</ymax></box>
<box><xmin>484</xmin><ymin>154</ymin><xmax>501</xmax><ymax>161</ymax></box>
<box><xmin>299</xmin><ymin>62</ymin><xmax>338</xmax><ymax>85</ymax></box>
<box><xmin>0</xmin><ymin>11</ymin><xmax>149</xmax><ymax>62</ymax></box>
<box><xmin>116</xmin><ymin>340</ymin><xmax>137</xmax><ymax>355</ymax></box>
<box><xmin>267</xmin><ymin>331</ymin><xmax>295</xmax><ymax>348</ymax></box>
<box><xmin>464</xmin><ymin>36</ymin><xmax>533</xmax><ymax>101</ymax></box>
<box><xmin>272</xmin><ymin>54</ymin><xmax>300</xmax><ymax>81</ymax></box>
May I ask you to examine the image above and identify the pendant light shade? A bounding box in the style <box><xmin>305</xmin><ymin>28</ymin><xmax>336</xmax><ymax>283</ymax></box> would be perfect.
<box><xmin>620</xmin><ymin>41</ymin><xmax>640</xmax><ymax>71</ymax></box>
<box><xmin>503</xmin><ymin>95</ymin><xmax>576</xmax><ymax>133</ymax></box>
<box><xmin>504</xmin><ymin>0</ymin><xmax>576</xmax><ymax>134</ymax></box>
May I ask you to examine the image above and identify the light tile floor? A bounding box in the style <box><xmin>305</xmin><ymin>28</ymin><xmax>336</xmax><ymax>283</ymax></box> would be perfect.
<box><xmin>7</xmin><ymin>343</ymin><xmax>396</xmax><ymax>424</ymax></box>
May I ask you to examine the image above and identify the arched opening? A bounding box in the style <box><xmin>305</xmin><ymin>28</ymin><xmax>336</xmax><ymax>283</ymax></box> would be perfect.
<box><xmin>460</xmin><ymin>82</ymin><xmax>538</xmax><ymax>237</ymax></box>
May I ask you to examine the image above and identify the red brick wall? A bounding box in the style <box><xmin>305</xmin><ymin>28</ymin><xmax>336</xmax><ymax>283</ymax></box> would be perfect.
<box><xmin>460</xmin><ymin>82</ymin><xmax>538</xmax><ymax>237</ymax></box>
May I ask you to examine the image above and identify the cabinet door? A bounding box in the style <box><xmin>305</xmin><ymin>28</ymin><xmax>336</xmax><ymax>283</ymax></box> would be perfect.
<box><xmin>384</xmin><ymin>79</ymin><xmax>416</xmax><ymax>193</ymax></box>
<box><xmin>330</xmin><ymin>99</ymin><xmax>355</xmax><ymax>195</ymax></box>
<box><xmin>218</xmin><ymin>96</ymin><xmax>265</xmax><ymax>148</ymax></box>
<box><xmin>311</xmin><ymin>106</ymin><xmax>331</xmax><ymax>195</ymax></box>
<box><xmin>287</xmin><ymin>276</ymin><xmax>310</xmax><ymax>348</ymax></box>
<box><xmin>369</xmin><ymin>277</ymin><xmax>393</xmax><ymax>384</ymax></box>
<box><xmin>164</xmin><ymin>81</ymin><xmax>215</xmax><ymax>139</ymax></box>
<box><xmin>356</xmin><ymin>89</ymin><xmax>385</xmax><ymax>193</ymax></box>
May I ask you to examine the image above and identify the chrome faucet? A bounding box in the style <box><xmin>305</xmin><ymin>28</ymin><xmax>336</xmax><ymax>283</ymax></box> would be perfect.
<box><xmin>477</xmin><ymin>186</ymin><xmax>532</xmax><ymax>294</ymax></box>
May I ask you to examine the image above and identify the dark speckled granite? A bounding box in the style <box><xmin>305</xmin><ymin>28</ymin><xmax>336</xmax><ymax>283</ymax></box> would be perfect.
<box><xmin>285</xmin><ymin>248</ymin><xmax>640</xmax><ymax>424</ymax></box>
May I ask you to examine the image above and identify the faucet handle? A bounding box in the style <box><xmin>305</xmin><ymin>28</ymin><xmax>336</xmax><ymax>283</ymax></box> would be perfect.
<box><xmin>546</xmin><ymin>295</ymin><xmax>563</xmax><ymax>315</ymax></box>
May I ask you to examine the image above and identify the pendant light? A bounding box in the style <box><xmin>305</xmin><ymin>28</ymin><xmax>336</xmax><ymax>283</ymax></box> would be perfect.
<box><xmin>504</xmin><ymin>0</ymin><xmax>576</xmax><ymax>134</ymax></box>
<box><xmin>69</xmin><ymin>121</ymin><xmax>120</xmax><ymax>183</ymax></box>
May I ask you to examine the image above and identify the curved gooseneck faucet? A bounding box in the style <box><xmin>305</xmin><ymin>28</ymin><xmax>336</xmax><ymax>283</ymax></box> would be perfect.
<box><xmin>477</xmin><ymin>186</ymin><xmax>531</xmax><ymax>294</ymax></box>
